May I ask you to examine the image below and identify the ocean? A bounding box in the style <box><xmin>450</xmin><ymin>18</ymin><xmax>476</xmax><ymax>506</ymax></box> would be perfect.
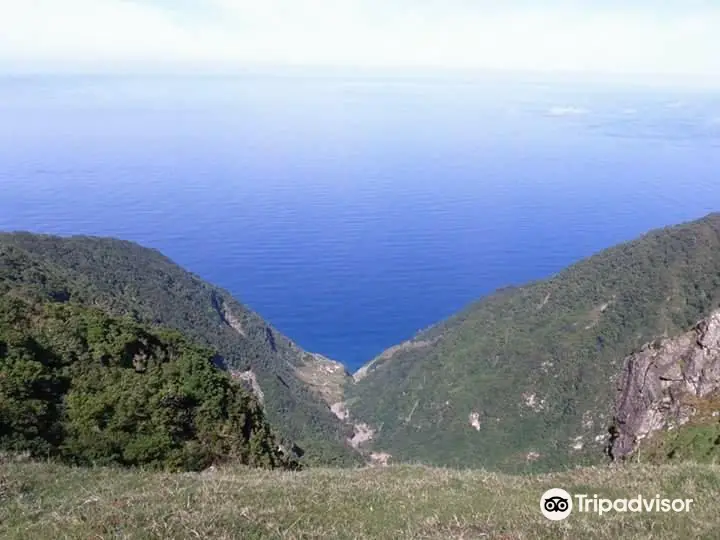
<box><xmin>2</xmin><ymin>72</ymin><xmax>720</xmax><ymax>370</ymax></box>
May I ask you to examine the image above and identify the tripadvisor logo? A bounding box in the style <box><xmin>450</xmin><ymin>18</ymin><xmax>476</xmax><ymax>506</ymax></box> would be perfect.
<box><xmin>540</xmin><ymin>488</ymin><xmax>694</xmax><ymax>521</ymax></box>
<box><xmin>540</xmin><ymin>488</ymin><xmax>573</xmax><ymax>521</ymax></box>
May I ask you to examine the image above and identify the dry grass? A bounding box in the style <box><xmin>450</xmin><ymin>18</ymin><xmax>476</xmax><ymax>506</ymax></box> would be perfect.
<box><xmin>1</xmin><ymin>460</ymin><xmax>719</xmax><ymax>539</ymax></box>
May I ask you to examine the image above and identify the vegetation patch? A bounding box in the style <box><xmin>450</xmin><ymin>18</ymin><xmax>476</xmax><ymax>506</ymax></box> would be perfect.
<box><xmin>0</xmin><ymin>296</ymin><xmax>296</xmax><ymax>471</ymax></box>
<box><xmin>638</xmin><ymin>395</ymin><xmax>720</xmax><ymax>464</ymax></box>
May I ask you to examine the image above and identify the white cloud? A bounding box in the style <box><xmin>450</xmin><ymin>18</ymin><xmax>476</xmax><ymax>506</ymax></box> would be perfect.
<box><xmin>547</xmin><ymin>106</ymin><xmax>589</xmax><ymax>117</ymax></box>
<box><xmin>1</xmin><ymin>0</ymin><xmax>719</xmax><ymax>80</ymax></box>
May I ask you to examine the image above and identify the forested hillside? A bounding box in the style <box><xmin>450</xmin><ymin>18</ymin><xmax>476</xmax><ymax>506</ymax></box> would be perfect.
<box><xmin>8</xmin><ymin>212</ymin><xmax>720</xmax><ymax>473</ymax></box>
<box><xmin>347</xmin><ymin>213</ymin><xmax>720</xmax><ymax>471</ymax></box>
<box><xmin>0</xmin><ymin>294</ymin><xmax>295</xmax><ymax>470</ymax></box>
<box><xmin>0</xmin><ymin>233</ymin><xmax>358</xmax><ymax>466</ymax></box>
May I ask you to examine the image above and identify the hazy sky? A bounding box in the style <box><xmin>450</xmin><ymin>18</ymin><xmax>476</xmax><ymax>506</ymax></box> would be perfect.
<box><xmin>2</xmin><ymin>1</ymin><xmax>719</xmax><ymax>80</ymax></box>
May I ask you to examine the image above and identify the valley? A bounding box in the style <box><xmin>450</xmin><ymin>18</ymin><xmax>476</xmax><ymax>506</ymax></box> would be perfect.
<box><xmin>5</xmin><ymin>214</ymin><xmax>720</xmax><ymax>472</ymax></box>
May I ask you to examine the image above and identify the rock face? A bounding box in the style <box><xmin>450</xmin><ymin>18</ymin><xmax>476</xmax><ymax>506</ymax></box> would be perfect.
<box><xmin>369</xmin><ymin>452</ymin><xmax>392</xmax><ymax>467</ymax></box>
<box><xmin>330</xmin><ymin>401</ymin><xmax>350</xmax><ymax>421</ymax></box>
<box><xmin>610</xmin><ymin>309</ymin><xmax>720</xmax><ymax>460</ymax></box>
<box><xmin>468</xmin><ymin>412</ymin><xmax>481</xmax><ymax>431</ymax></box>
<box><xmin>231</xmin><ymin>370</ymin><xmax>265</xmax><ymax>406</ymax></box>
<box><xmin>349</xmin><ymin>423</ymin><xmax>375</xmax><ymax>450</ymax></box>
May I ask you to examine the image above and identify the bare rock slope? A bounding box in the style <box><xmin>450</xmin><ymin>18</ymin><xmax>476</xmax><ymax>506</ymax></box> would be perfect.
<box><xmin>611</xmin><ymin>309</ymin><xmax>720</xmax><ymax>460</ymax></box>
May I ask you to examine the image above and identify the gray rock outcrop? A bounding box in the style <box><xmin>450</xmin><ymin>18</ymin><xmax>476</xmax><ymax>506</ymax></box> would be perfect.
<box><xmin>610</xmin><ymin>309</ymin><xmax>720</xmax><ymax>460</ymax></box>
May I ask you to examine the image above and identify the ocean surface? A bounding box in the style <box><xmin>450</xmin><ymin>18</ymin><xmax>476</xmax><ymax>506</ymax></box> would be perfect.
<box><xmin>2</xmin><ymin>73</ymin><xmax>720</xmax><ymax>371</ymax></box>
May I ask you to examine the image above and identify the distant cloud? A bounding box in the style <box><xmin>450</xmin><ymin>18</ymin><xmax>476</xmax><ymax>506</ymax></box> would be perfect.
<box><xmin>1</xmin><ymin>0</ymin><xmax>720</xmax><ymax>81</ymax></box>
<box><xmin>547</xmin><ymin>106</ymin><xmax>589</xmax><ymax>117</ymax></box>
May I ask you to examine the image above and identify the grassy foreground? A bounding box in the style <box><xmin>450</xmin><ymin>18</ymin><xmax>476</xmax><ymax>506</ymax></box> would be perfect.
<box><xmin>1</xmin><ymin>460</ymin><xmax>719</xmax><ymax>539</ymax></box>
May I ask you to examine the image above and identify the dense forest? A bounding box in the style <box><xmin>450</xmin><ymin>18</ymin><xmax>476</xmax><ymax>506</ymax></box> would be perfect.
<box><xmin>0</xmin><ymin>294</ymin><xmax>296</xmax><ymax>470</ymax></box>
<box><xmin>0</xmin><ymin>233</ymin><xmax>358</xmax><ymax>466</ymax></box>
<box><xmin>348</xmin><ymin>213</ymin><xmax>720</xmax><ymax>471</ymax></box>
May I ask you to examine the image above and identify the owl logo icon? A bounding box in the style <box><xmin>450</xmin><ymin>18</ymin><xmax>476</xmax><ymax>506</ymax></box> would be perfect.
<box><xmin>540</xmin><ymin>488</ymin><xmax>573</xmax><ymax>520</ymax></box>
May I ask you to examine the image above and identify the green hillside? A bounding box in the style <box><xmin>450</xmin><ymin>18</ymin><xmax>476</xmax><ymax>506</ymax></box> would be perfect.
<box><xmin>0</xmin><ymin>294</ymin><xmax>294</xmax><ymax>470</ymax></box>
<box><xmin>0</xmin><ymin>233</ymin><xmax>358</xmax><ymax>466</ymax></box>
<box><xmin>347</xmin><ymin>213</ymin><xmax>720</xmax><ymax>471</ymax></box>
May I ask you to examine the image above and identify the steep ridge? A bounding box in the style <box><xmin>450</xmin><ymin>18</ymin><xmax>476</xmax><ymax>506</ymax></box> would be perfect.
<box><xmin>347</xmin><ymin>213</ymin><xmax>720</xmax><ymax>472</ymax></box>
<box><xmin>0</xmin><ymin>232</ymin><xmax>358</xmax><ymax>466</ymax></box>
<box><xmin>610</xmin><ymin>309</ymin><xmax>720</xmax><ymax>463</ymax></box>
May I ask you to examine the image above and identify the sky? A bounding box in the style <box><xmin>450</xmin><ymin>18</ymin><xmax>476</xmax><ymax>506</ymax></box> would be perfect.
<box><xmin>1</xmin><ymin>1</ymin><xmax>720</xmax><ymax>81</ymax></box>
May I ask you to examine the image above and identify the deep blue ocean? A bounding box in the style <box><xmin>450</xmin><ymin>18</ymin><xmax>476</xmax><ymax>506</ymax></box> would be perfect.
<box><xmin>2</xmin><ymin>73</ymin><xmax>720</xmax><ymax>370</ymax></box>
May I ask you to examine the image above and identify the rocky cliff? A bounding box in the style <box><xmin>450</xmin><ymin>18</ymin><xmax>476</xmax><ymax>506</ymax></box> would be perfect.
<box><xmin>610</xmin><ymin>309</ymin><xmax>720</xmax><ymax>460</ymax></box>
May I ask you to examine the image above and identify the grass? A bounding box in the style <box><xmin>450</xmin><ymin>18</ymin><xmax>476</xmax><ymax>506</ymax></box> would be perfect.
<box><xmin>2</xmin><ymin>460</ymin><xmax>720</xmax><ymax>539</ymax></box>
